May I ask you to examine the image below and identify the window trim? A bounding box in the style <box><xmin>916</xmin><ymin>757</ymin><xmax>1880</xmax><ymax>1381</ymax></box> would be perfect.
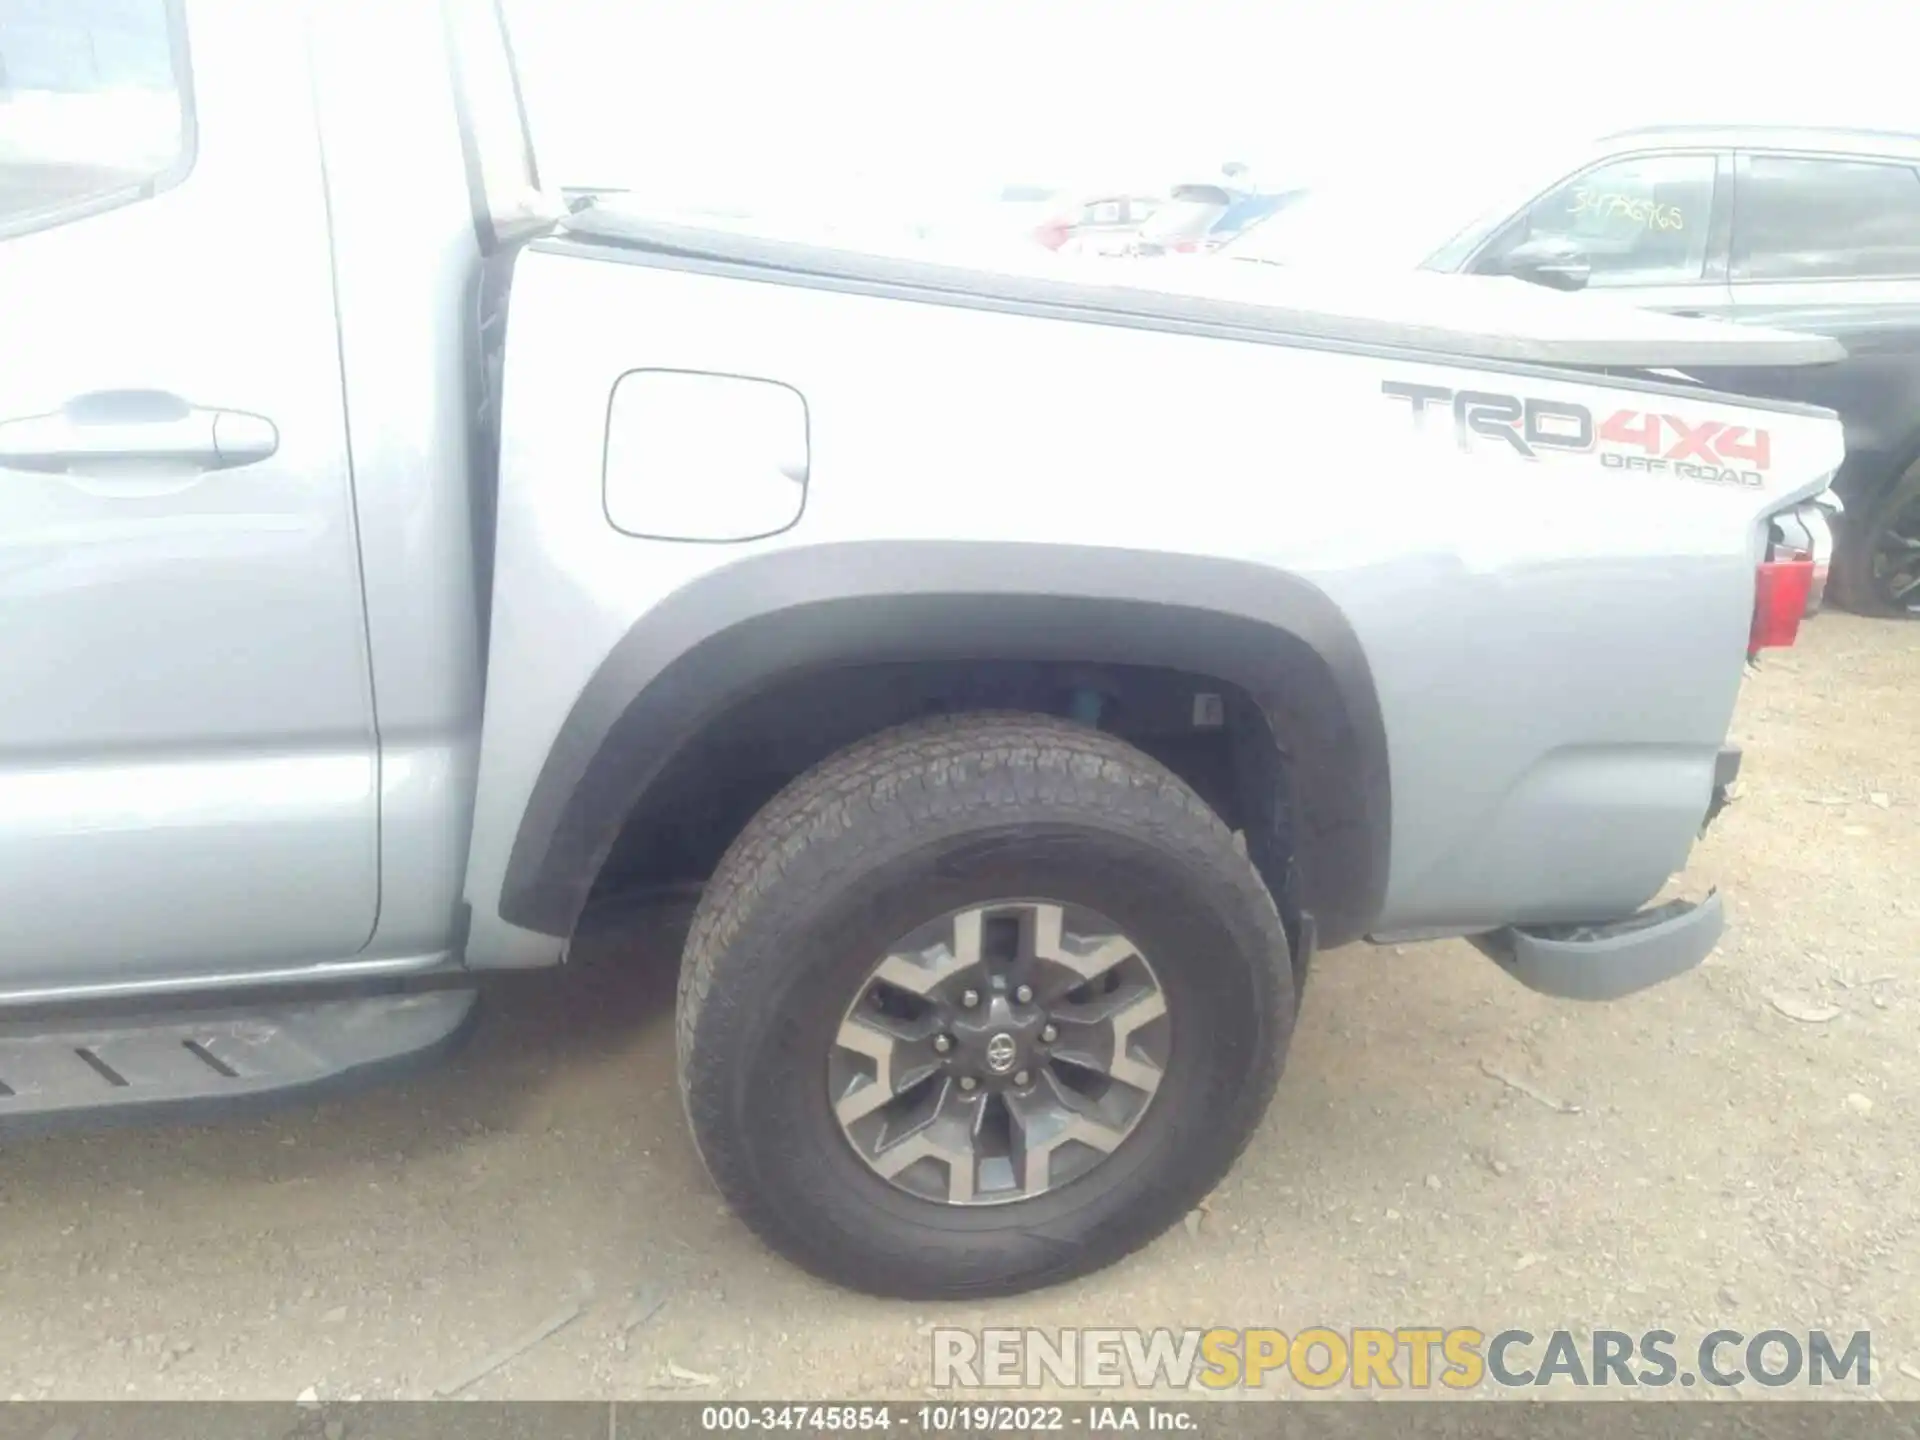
<box><xmin>1703</xmin><ymin>155</ymin><xmax>1735</xmax><ymax>283</ymax></box>
<box><xmin>1729</xmin><ymin>147</ymin><xmax>1920</xmax><ymax>285</ymax></box>
<box><xmin>1457</xmin><ymin>147</ymin><xmax>1725</xmax><ymax>289</ymax></box>
<box><xmin>0</xmin><ymin>0</ymin><xmax>200</xmax><ymax>243</ymax></box>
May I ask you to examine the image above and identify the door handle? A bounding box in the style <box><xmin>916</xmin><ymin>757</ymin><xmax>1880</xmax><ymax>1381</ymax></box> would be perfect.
<box><xmin>0</xmin><ymin>390</ymin><xmax>278</xmax><ymax>476</ymax></box>
<box><xmin>1670</xmin><ymin>309</ymin><xmax>1709</xmax><ymax>319</ymax></box>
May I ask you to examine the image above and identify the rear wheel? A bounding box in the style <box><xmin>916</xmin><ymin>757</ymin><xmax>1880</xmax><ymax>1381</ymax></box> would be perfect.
<box><xmin>1832</xmin><ymin>459</ymin><xmax>1920</xmax><ymax>618</ymax></box>
<box><xmin>675</xmin><ymin>712</ymin><xmax>1297</xmax><ymax>1298</ymax></box>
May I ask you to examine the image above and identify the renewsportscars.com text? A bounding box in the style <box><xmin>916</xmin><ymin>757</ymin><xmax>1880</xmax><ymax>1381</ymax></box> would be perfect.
<box><xmin>932</xmin><ymin>1326</ymin><xmax>1872</xmax><ymax>1391</ymax></box>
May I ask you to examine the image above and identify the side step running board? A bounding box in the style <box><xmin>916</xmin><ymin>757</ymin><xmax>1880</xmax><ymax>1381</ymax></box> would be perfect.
<box><xmin>0</xmin><ymin>988</ymin><xmax>478</xmax><ymax>1135</ymax></box>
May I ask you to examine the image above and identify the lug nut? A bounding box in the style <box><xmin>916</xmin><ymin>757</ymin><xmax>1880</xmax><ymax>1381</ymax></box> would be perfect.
<box><xmin>933</xmin><ymin>1034</ymin><xmax>952</xmax><ymax>1054</ymax></box>
<box><xmin>1039</xmin><ymin>1023</ymin><xmax>1058</xmax><ymax>1043</ymax></box>
<box><xmin>1013</xmin><ymin>1069</ymin><xmax>1031</xmax><ymax>1087</ymax></box>
<box><xmin>1014</xmin><ymin>984</ymin><xmax>1034</xmax><ymax>1003</ymax></box>
<box><xmin>961</xmin><ymin>988</ymin><xmax>980</xmax><ymax>1008</ymax></box>
<box><xmin>958</xmin><ymin>1075</ymin><xmax>978</xmax><ymax>1092</ymax></box>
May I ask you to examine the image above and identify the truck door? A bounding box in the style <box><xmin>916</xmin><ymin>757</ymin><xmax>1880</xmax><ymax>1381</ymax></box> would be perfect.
<box><xmin>0</xmin><ymin>0</ymin><xmax>380</xmax><ymax>995</ymax></box>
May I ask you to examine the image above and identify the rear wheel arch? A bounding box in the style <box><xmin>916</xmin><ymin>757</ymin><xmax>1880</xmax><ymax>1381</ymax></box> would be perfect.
<box><xmin>1832</xmin><ymin>433</ymin><xmax>1920</xmax><ymax>615</ymax></box>
<box><xmin>498</xmin><ymin>542</ymin><xmax>1392</xmax><ymax>949</ymax></box>
<box><xmin>1832</xmin><ymin>419</ymin><xmax>1920</xmax><ymax>515</ymax></box>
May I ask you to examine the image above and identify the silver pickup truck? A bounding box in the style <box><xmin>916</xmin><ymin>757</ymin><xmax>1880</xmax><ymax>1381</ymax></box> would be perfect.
<box><xmin>0</xmin><ymin>0</ymin><xmax>1847</xmax><ymax>1298</ymax></box>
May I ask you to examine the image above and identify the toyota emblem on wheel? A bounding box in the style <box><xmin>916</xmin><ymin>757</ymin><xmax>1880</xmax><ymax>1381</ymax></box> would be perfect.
<box><xmin>984</xmin><ymin>1033</ymin><xmax>1018</xmax><ymax>1073</ymax></box>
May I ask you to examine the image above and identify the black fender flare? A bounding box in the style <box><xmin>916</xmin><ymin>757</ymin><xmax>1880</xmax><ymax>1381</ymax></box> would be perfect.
<box><xmin>499</xmin><ymin>541</ymin><xmax>1392</xmax><ymax>948</ymax></box>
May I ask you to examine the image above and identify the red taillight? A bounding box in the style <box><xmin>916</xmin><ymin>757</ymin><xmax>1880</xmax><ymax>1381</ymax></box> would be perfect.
<box><xmin>1750</xmin><ymin>558</ymin><xmax>1815</xmax><ymax>652</ymax></box>
<box><xmin>1034</xmin><ymin>220</ymin><xmax>1072</xmax><ymax>250</ymax></box>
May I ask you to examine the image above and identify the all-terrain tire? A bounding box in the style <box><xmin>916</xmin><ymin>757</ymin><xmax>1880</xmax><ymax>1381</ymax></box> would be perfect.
<box><xmin>674</xmin><ymin>712</ymin><xmax>1298</xmax><ymax>1299</ymax></box>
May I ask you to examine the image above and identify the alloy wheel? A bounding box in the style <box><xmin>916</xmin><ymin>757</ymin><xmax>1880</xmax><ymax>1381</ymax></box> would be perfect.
<box><xmin>827</xmin><ymin>900</ymin><xmax>1170</xmax><ymax>1206</ymax></box>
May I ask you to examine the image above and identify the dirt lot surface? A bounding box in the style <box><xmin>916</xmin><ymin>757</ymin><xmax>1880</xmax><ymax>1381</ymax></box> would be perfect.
<box><xmin>0</xmin><ymin>615</ymin><xmax>1913</xmax><ymax>1403</ymax></box>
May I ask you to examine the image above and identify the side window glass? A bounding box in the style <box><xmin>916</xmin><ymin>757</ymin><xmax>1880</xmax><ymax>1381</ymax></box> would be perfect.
<box><xmin>1732</xmin><ymin>156</ymin><xmax>1920</xmax><ymax>282</ymax></box>
<box><xmin>1490</xmin><ymin>154</ymin><xmax>1715</xmax><ymax>287</ymax></box>
<box><xmin>0</xmin><ymin>0</ymin><xmax>190</xmax><ymax>238</ymax></box>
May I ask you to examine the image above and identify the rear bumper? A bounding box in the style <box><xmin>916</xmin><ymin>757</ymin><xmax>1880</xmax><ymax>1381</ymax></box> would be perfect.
<box><xmin>1468</xmin><ymin>890</ymin><xmax>1725</xmax><ymax>1001</ymax></box>
<box><xmin>1466</xmin><ymin>745</ymin><xmax>1737</xmax><ymax>1000</ymax></box>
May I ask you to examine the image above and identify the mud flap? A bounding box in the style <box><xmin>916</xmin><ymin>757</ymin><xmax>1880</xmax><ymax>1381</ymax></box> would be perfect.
<box><xmin>1702</xmin><ymin>746</ymin><xmax>1742</xmax><ymax>837</ymax></box>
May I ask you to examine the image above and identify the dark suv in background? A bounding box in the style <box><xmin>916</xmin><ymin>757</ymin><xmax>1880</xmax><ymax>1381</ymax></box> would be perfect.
<box><xmin>1217</xmin><ymin>126</ymin><xmax>1920</xmax><ymax>616</ymax></box>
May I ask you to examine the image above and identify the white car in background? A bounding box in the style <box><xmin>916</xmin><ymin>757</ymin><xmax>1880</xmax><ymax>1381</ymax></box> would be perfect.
<box><xmin>1028</xmin><ymin>189</ymin><xmax>1164</xmax><ymax>255</ymax></box>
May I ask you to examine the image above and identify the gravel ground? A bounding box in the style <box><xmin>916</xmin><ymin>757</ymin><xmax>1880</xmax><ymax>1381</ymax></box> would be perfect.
<box><xmin>0</xmin><ymin>614</ymin><xmax>1913</xmax><ymax>1403</ymax></box>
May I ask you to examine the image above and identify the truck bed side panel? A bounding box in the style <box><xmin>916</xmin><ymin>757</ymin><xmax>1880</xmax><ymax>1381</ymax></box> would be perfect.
<box><xmin>464</xmin><ymin>242</ymin><xmax>1843</xmax><ymax>965</ymax></box>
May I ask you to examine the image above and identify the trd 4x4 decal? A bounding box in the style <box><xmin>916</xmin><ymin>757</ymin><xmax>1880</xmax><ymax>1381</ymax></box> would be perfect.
<box><xmin>1381</xmin><ymin>380</ymin><xmax>1770</xmax><ymax>488</ymax></box>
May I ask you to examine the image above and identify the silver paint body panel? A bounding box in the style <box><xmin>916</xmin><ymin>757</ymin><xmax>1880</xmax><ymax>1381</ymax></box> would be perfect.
<box><xmin>0</xmin><ymin>0</ymin><xmax>1847</xmax><ymax>1003</ymax></box>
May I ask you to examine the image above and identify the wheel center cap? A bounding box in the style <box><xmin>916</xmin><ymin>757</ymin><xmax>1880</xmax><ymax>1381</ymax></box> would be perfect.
<box><xmin>984</xmin><ymin>1032</ymin><xmax>1019</xmax><ymax>1074</ymax></box>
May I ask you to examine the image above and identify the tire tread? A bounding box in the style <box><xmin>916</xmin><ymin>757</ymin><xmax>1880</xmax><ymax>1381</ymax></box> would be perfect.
<box><xmin>674</xmin><ymin>711</ymin><xmax>1292</xmax><ymax>1297</ymax></box>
